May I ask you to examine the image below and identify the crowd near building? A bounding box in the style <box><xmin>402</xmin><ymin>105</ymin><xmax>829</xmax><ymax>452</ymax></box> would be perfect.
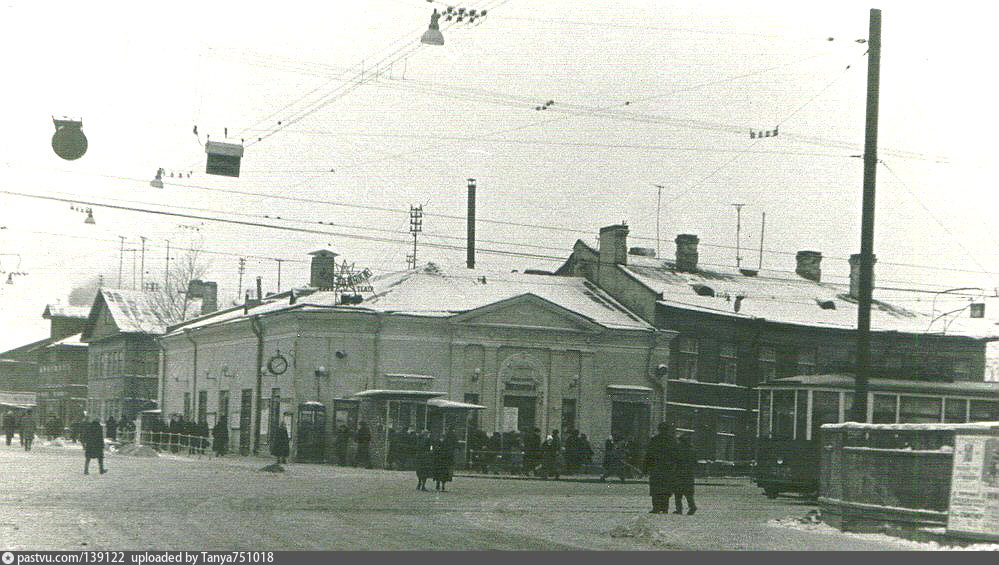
<box><xmin>2</xmin><ymin>224</ymin><xmax>998</xmax><ymax>468</ymax></box>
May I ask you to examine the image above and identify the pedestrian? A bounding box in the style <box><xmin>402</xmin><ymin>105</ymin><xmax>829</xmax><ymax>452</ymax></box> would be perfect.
<box><xmin>212</xmin><ymin>418</ymin><xmax>229</xmax><ymax>456</ymax></box>
<box><xmin>415</xmin><ymin>430</ymin><xmax>433</xmax><ymax>491</ymax></box>
<box><xmin>354</xmin><ymin>421</ymin><xmax>371</xmax><ymax>468</ymax></box>
<box><xmin>20</xmin><ymin>410</ymin><xmax>35</xmax><ymax>451</ymax></box>
<box><xmin>82</xmin><ymin>419</ymin><xmax>106</xmax><ymax>475</ymax></box>
<box><xmin>46</xmin><ymin>415</ymin><xmax>61</xmax><ymax>441</ymax></box>
<box><xmin>105</xmin><ymin>416</ymin><xmax>118</xmax><ymax>442</ymax></box>
<box><xmin>433</xmin><ymin>433</ymin><xmax>455</xmax><ymax>491</ymax></box>
<box><xmin>4</xmin><ymin>410</ymin><xmax>16</xmax><ymax>446</ymax></box>
<box><xmin>524</xmin><ymin>427</ymin><xmax>541</xmax><ymax>475</ymax></box>
<box><xmin>387</xmin><ymin>427</ymin><xmax>400</xmax><ymax>470</ymax></box>
<box><xmin>578</xmin><ymin>433</ymin><xmax>594</xmax><ymax>469</ymax></box>
<box><xmin>540</xmin><ymin>434</ymin><xmax>561</xmax><ymax>480</ymax></box>
<box><xmin>674</xmin><ymin>434</ymin><xmax>697</xmax><ymax>515</ymax></box>
<box><xmin>197</xmin><ymin>420</ymin><xmax>210</xmax><ymax>454</ymax></box>
<box><xmin>486</xmin><ymin>431</ymin><xmax>502</xmax><ymax>474</ymax></box>
<box><xmin>271</xmin><ymin>421</ymin><xmax>290</xmax><ymax>464</ymax></box>
<box><xmin>564</xmin><ymin>429</ymin><xmax>580</xmax><ymax>474</ymax></box>
<box><xmin>644</xmin><ymin>422</ymin><xmax>679</xmax><ymax>514</ymax></box>
<box><xmin>600</xmin><ymin>436</ymin><xmax>626</xmax><ymax>483</ymax></box>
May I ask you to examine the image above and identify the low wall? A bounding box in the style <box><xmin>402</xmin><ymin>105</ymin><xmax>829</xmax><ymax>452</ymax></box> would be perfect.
<box><xmin>819</xmin><ymin>422</ymin><xmax>999</xmax><ymax>531</ymax></box>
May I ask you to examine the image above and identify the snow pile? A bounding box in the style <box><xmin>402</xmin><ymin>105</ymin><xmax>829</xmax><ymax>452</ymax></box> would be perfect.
<box><xmin>258</xmin><ymin>463</ymin><xmax>285</xmax><ymax>473</ymax></box>
<box><xmin>609</xmin><ymin>514</ymin><xmax>682</xmax><ymax>548</ymax></box>
<box><xmin>768</xmin><ymin>515</ymin><xmax>999</xmax><ymax>551</ymax></box>
<box><xmin>113</xmin><ymin>444</ymin><xmax>159</xmax><ymax>458</ymax></box>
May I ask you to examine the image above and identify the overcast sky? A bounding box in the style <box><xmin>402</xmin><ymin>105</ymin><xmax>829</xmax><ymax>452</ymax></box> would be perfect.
<box><xmin>2</xmin><ymin>0</ymin><xmax>998</xmax><ymax>351</ymax></box>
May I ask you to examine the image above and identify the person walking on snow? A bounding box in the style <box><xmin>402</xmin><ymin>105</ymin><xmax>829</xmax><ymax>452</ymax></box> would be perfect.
<box><xmin>82</xmin><ymin>419</ymin><xmax>106</xmax><ymax>475</ymax></box>
<box><xmin>4</xmin><ymin>411</ymin><xmax>16</xmax><ymax>446</ymax></box>
<box><xmin>354</xmin><ymin>421</ymin><xmax>372</xmax><ymax>468</ymax></box>
<box><xmin>271</xmin><ymin>421</ymin><xmax>290</xmax><ymax>464</ymax></box>
<box><xmin>20</xmin><ymin>410</ymin><xmax>35</xmax><ymax>451</ymax></box>
<box><xmin>673</xmin><ymin>434</ymin><xmax>697</xmax><ymax>515</ymax></box>
<box><xmin>644</xmin><ymin>422</ymin><xmax>678</xmax><ymax>514</ymax></box>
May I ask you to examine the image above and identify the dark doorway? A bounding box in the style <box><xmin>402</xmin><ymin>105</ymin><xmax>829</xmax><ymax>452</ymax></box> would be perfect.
<box><xmin>503</xmin><ymin>395</ymin><xmax>537</xmax><ymax>432</ymax></box>
<box><xmin>239</xmin><ymin>389</ymin><xmax>252</xmax><ymax>455</ymax></box>
<box><xmin>611</xmin><ymin>400</ymin><xmax>650</xmax><ymax>445</ymax></box>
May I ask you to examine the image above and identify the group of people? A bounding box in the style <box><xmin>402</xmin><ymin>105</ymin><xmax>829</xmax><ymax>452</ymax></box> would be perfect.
<box><xmin>334</xmin><ymin>421</ymin><xmax>372</xmax><ymax>468</ymax></box>
<box><xmin>413</xmin><ymin>429</ymin><xmax>459</xmax><ymax>491</ymax></box>
<box><xmin>466</xmin><ymin>428</ymin><xmax>597</xmax><ymax>478</ymax></box>
<box><xmin>644</xmin><ymin>422</ymin><xmax>697</xmax><ymax>515</ymax></box>
<box><xmin>2</xmin><ymin>410</ymin><xmax>35</xmax><ymax>450</ymax></box>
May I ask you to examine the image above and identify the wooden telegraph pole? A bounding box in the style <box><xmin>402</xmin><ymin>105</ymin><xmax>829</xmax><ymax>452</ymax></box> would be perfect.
<box><xmin>853</xmin><ymin>8</ymin><xmax>881</xmax><ymax>422</ymax></box>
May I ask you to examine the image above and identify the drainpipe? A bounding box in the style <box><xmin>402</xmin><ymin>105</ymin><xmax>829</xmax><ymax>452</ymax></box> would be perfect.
<box><xmin>645</xmin><ymin>330</ymin><xmax>665</xmax><ymax>424</ymax></box>
<box><xmin>250</xmin><ymin>315</ymin><xmax>264</xmax><ymax>454</ymax></box>
<box><xmin>184</xmin><ymin>330</ymin><xmax>198</xmax><ymax>421</ymax></box>
<box><xmin>157</xmin><ymin>339</ymin><xmax>167</xmax><ymax>419</ymax></box>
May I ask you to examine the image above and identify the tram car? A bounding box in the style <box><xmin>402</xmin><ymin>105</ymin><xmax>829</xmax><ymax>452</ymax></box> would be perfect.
<box><xmin>754</xmin><ymin>374</ymin><xmax>999</xmax><ymax>498</ymax></box>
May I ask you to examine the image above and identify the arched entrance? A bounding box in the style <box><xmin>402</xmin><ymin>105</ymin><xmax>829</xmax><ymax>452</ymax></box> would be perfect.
<box><xmin>497</xmin><ymin>353</ymin><xmax>545</xmax><ymax>433</ymax></box>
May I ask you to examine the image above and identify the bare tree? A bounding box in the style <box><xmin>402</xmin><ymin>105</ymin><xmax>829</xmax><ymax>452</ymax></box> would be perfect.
<box><xmin>149</xmin><ymin>246</ymin><xmax>213</xmax><ymax>326</ymax></box>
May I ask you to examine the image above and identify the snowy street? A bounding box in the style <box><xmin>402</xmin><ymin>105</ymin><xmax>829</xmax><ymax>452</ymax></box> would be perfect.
<box><xmin>0</xmin><ymin>441</ymin><xmax>935</xmax><ymax>551</ymax></box>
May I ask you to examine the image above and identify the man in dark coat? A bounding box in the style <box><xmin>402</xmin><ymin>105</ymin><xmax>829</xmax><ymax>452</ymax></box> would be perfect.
<box><xmin>105</xmin><ymin>416</ymin><xmax>118</xmax><ymax>442</ymax></box>
<box><xmin>335</xmin><ymin>424</ymin><xmax>351</xmax><ymax>466</ymax></box>
<box><xmin>600</xmin><ymin>436</ymin><xmax>626</xmax><ymax>482</ymax></box>
<box><xmin>386</xmin><ymin>427</ymin><xmax>400</xmax><ymax>470</ymax></box>
<box><xmin>433</xmin><ymin>433</ymin><xmax>456</xmax><ymax>491</ymax></box>
<box><xmin>673</xmin><ymin>434</ymin><xmax>698</xmax><ymax>515</ymax></box>
<box><xmin>415</xmin><ymin>430</ymin><xmax>433</xmax><ymax>491</ymax></box>
<box><xmin>523</xmin><ymin>428</ymin><xmax>541</xmax><ymax>476</ymax></box>
<box><xmin>354</xmin><ymin>421</ymin><xmax>371</xmax><ymax>468</ymax></box>
<box><xmin>564</xmin><ymin>429</ymin><xmax>580</xmax><ymax>474</ymax></box>
<box><xmin>20</xmin><ymin>411</ymin><xmax>35</xmax><ymax>451</ymax></box>
<box><xmin>82</xmin><ymin>419</ymin><xmax>106</xmax><ymax>475</ymax></box>
<box><xmin>2</xmin><ymin>411</ymin><xmax>14</xmax><ymax>446</ymax></box>
<box><xmin>271</xmin><ymin>422</ymin><xmax>290</xmax><ymax>464</ymax></box>
<box><xmin>644</xmin><ymin>422</ymin><xmax>678</xmax><ymax>514</ymax></box>
<box><xmin>212</xmin><ymin>419</ymin><xmax>229</xmax><ymax>456</ymax></box>
<box><xmin>46</xmin><ymin>415</ymin><xmax>62</xmax><ymax>440</ymax></box>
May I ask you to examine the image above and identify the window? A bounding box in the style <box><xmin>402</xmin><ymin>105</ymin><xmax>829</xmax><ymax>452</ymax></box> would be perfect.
<box><xmin>811</xmin><ymin>391</ymin><xmax>840</xmax><ymax>441</ymax></box>
<box><xmin>218</xmin><ymin>390</ymin><xmax>230</xmax><ymax>426</ymax></box>
<box><xmin>899</xmin><ymin>396</ymin><xmax>942</xmax><ymax>424</ymax></box>
<box><xmin>673</xmin><ymin>405</ymin><xmax>696</xmax><ymax>434</ymax></box>
<box><xmin>720</xmin><ymin>343</ymin><xmax>738</xmax><ymax>385</ymax></box>
<box><xmin>970</xmin><ymin>400</ymin><xmax>999</xmax><ymax>422</ymax></box>
<box><xmin>675</xmin><ymin>337</ymin><xmax>699</xmax><ymax>380</ymax></box>
<box><xmin>715</xmin><ymin>415</ymin><xmax>736</xmax><ymax>462</ymax></box>
<box><xmin>772</xmin><ymin>390</ymin><xmax>795</xmax><ymax>440</ymax></box>
<box><xmin>464</xmin><ymin>393</ymin><xmax>480</xmax><ymax>429</ymax></box>
<box><xmin>944</xmin><ymin>398</ymin><xmax>968</xmax><ymax>423</ymax></box>
<box><xmin>873</xmin><ymin>394</ymin><xmax>897</xmax><ymax>424</ymax></box>
<box><xmin>758</xmin><ymin>346</ymin><xmax>777</xmax><ymax>383</ymax></box>
<box><xmin>561</xmin><ymin>398</ymin><xmax>577</xmax><ymax>436</ymax></box>
<box><xmin>797</xmin><ymin>348</ymin><xmax>818</xmax><ymax>375</ymax></box>
<box><xmin>758</xmin><ymin>391</ymin><xmax>771</xmax><ymax>438</ymax></box>
<box><xmin>953</xmin><ymin>360</ymin><xmax>973</xmax><ymax>381</ymax></box>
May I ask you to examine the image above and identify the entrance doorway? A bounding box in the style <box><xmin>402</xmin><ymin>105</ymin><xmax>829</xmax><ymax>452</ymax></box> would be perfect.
<box><xmin>503</xmin><ymin>395</ymin><xmax>537</xmax><ymax>432</ymax></box>
<box><xmin>611</xmin><ymin>400</ymin><xmax>650</xmax><ymax>446</ymax></box>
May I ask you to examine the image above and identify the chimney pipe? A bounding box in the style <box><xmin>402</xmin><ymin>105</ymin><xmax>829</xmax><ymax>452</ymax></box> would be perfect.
<box><xmin>599</xmin><ymin>224</ymin><xmax>629</xmax><ymax>266</ymax></box>
<box><xmin>675</xmin><ymin>234</ymin><xmax>699</xmax><ymax>272</ymax></box>
<box><xmin>256</xmin><ymin>276</ymin><xmax>263</xmax><ymax>301</ymax></box>
<box><xmin>849</xmin><ymin>253</ymin><xmax>876</xmax><ymax>299</ymax></box>
<box><xmin>795</xmin><ymin>251</ymin><xmax>823</xmax><ymax>283</ymax></box>
<box><xmin>467</xmin><ymin>178</ymin><xmax>476</xmax><ymax>269</ymax></box>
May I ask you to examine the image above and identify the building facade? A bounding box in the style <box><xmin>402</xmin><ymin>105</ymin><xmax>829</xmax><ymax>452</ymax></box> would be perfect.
<box><xmin>556</xmin><ymin>224</ymin><xmax>999</xmax><ymax>465</ymax></box>
<box><xmin>160</xmin><ymin>258</ymin><xmax>674</xmax><ymax>463</ymax></box>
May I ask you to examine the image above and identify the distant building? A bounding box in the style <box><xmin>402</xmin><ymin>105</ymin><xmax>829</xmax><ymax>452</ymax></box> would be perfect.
<box><xmin>159</xmin><ymin>253</ymin><xmax>673</xmax><ymax>463</ymax></box>
<box><xmin>555</xmin><ymin>224</ymin><xmax>999</xmax><ymax>465</ymax></box>
<box><xmin>81</xmin><ymin>282</ymin><xmax>218</xmax><ymax>422</ymax></box>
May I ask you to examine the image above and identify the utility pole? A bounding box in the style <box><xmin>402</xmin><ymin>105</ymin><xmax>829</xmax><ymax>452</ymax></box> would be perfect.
<box><xmin>164</xmin><ymin>239</ymin><xmax>171</xmax><ymax>293</ymax></box>
<box><xmin>139</xmin><ymin>236</ymin><xmax>147</xmax><ymax>290</ymax></box>
<box><xmin>408</xmin><ymin>205</ymin><xmax>423</xmax><ymax>269</ymax></box>
<box><xmin>130</xmin><ymin>249</ymin><xmax>137</xmax><ymax>290</ymax></box>
<box><xmin>237</xmin><ymin>258</ymin><xmax>246</xmax><ymax>299</ymax></box>
<box><xmin>758</xmin><ymin>212</ymin><xmax>766</xmax><ymax>270</ymax></box>
<box><xmin>653</xmin><ymin>184</ymin><xmax>665</xmax><ymax>258</ymax></box>
<box><xmin>117</xmin><ymin>236</ymin><xmax>125</xmax><ymax>288</ymax></box>
<box><xmin>853</xmin><ymin>8</ymin><xmax>882</xmax><ymax>422</ymax></box>
<box><xmin>275</xmin><ymin>258</ymin><xmax>283</xmax><ymax>292</ymax></box>
<box><xmin>731</xmin><ymin>203</ymin><xmax>745</xmax><ymax>268</ymax></box>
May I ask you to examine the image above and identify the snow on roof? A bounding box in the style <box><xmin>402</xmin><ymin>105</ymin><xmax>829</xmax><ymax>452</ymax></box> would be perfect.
<box><xmin>607</xmin><ymin>384</ymin><xmax>654</xmax><ymax>393</ymax></box>
<box><xmin>167</xmin><ymin>265</ymin><xmax>653</xmax><ymax>335</ymax></box>
<box><xmin>45</xmin><ymin>333</ymin><xmax>85</xmax><ymax>348</ymax></box>
<box><xmin>758</xmin><ymin>374</ymin><xmax>999</xmax><ymax>395</ymax></box>
<box><xmin>351</xmin><ymin>389</ymin><xmax>445</xmax><ymax>400</ymax></box>
<box><xmin>619</xmin><ymin>255</ymin><xmax>999</xmax><ymax>339</ymax></box>
<box><xmin>822</xmin><ymin>421</ymin><xmax>999</xmax><ymax>431</ymax></box>
<box><xmin>427</xmin><ymin>398</ymin><xmax>486</xmax><ymax>410</ymax></box>
<box><xmin>42</xmin><ymin>304</ymin><xmax>90</xmax><ymax>319</ymax></box>
<box><xmin>97</xmin><ymin>289</ymin><xmax>173</xmax><ymax>335</ymax></box>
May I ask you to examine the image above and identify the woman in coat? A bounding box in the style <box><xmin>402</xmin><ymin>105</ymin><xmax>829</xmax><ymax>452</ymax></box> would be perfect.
<box><xmin>415</xmin><ymin>431</ymin><xmax>434</xmax><ymax>491</ymax></box>
<box><xmin>20</xmin><ymin>411</ymin><xmax>35</xmax><ymax>451</ymax></box>
<box><xmin>271</xmin><ymin>422</ymin><xmax>290</xmax><ymax>464</ymax></box>
<box><xmin>212</xmin><ymin>419</ymin><xmax>229</xmax><ymax>456</ymax></box>
<box><xmin>540</xmin><ymin>435</ymin><xmax>560</xmax><ymax>480</ymax></box>
<box><xmin>82</xmin><ymin>419</ymin><xmax>106</xmax><ymax>475</ymax></box>
<box><xmin>644</xmin><ymin>422</ymin><xmax>678</xmax><ymax>514</ymax></box>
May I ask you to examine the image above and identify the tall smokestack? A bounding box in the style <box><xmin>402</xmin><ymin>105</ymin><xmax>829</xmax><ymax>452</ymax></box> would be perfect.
<box><xmin>467</xmin><ymin>178</ymin><xmax>476</xmax><ymax>269</ymax></box>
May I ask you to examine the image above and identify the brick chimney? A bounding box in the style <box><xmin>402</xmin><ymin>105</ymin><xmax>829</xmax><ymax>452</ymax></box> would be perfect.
<box><xmin>674</xmin><ymin>234</ymin><xmax>699</xmax><ymax>272</ymax></box>
<box><xmin>849</xmin><ymin>253</ymin><xmax>876</xmax><ymax>299</ymax></box>
<box><xmin>599</xmin><ymin>224</ymin><xmax>629</xmax><ymax>266</ymax></box>
<box><xmin>795</xmin><ymin>251</ymin><xmax>822</xmax><ymax>283</ymax></box>
<box><xmin>309</xmin><ymin>250</ymin><xmax>339</xmax><ymax>290</ymax></box>
<box><xmin>186</xmin><ymin>280</ymin><xmax>219</xmax><ymax>315</ymax></box>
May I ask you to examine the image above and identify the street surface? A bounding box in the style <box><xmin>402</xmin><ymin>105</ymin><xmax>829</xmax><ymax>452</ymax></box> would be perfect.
<box><xmin>1</xmin><ymin>440</ymin><xmax>920</xmax><ymax>550</ymax></box>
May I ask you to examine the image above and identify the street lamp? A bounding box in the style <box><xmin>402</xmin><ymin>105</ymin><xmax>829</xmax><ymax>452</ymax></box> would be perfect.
<box><xmin>421</xmin><ymin>9</ymin><xmax>445</xmax><ymax>46</ymax></box>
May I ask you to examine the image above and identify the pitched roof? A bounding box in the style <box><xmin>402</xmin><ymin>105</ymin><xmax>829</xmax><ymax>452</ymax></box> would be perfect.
<box><xmin>42</xmin><ymin>304</ymin><xmax>90</xmax><ymax>320</ymax></box>
<box><xmin>86</xmin><ymin>289</ymin><xmax>172</xmax><ymax>337</ymax></box>
<box><xmin>168</xmin><ymin>264</ymin><xmax>654</xmax><ymax>335</ymax></box>
<box><xmin>613</xmin><ymin>253</ymin><xmax>999</xmax><ymax>339</ymax></box>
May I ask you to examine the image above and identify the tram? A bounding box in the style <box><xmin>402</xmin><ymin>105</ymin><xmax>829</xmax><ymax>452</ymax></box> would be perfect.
<box><xmin>754</xmin><ymin>374</ymin><xmax>999</xmax><ymax>498</ymax></box>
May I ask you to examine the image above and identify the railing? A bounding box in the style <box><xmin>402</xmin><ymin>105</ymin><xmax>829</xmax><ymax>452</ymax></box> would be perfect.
<box><xmin>117</xmin><ymin>430</ymin><xmax>214</xmax><ymax>457</ymax></box>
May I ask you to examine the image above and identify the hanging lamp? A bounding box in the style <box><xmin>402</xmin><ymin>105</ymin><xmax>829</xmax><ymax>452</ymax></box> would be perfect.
<box><xmin>421</xmin><ymin>9</ymin><xmax>444</xmax><ymax>46</ymax></box>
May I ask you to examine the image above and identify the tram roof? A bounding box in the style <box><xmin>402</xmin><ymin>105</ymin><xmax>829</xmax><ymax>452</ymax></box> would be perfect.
<box><xmin>758</xmin><ymin>373</ymin><xmax>999</xmax><ymax>396</ymax></box>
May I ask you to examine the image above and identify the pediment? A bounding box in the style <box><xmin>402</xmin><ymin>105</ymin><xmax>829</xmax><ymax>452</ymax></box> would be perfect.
<box><xmin>451</xmin><ymin>293</ymin><xmax>601</xmax><ymax>333</ymax></box>
<box><xmin>82</xmin><ymin>296</ymin><xmax>121</xmax><ymax>342</ymax></box>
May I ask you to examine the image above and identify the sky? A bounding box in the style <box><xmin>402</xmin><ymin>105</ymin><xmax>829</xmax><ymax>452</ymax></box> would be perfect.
<box><xmin>2</xmin><ymin>0</ymin><xmax>998</xmax><ymax>351</ymax></box>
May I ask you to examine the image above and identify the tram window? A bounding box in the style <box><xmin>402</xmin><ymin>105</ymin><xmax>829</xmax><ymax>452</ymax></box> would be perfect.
<box><xmin>944</xmin><ymin>398</ymin><xmax>968</xmax><ymax>423</ymax></box>
<box><xmin>899</xmin><ymin>396</ymin><xmax>942</xmax><ymax>424</ymax></box>
<box><xmin>873</xmin><ymin>394</ymin><xmax>897</xmax><ymax>424</ymax></box>
<box><xmin>970</xmin><ymin>400</ymin><xmax>999</xmax><ymax>422</ymax></box>
<box><xmin>772</xmin><ymin>390</ymin><xmax>795</xmax><ymax>440</ymax></box>
<box><xmin>758</xmin><ymin>391</ymin><xmax>771</xmax><ymax>438</ymax></box>
<box><xmin>795</xmin><ymin>391</ymin><xmax>807</xmax><ymax>440</ymax></box>
<box><xmin>843</xmin><ymin>392</ymin><xmax>854</xmax><ymax>421</ymax></box>
<box><xmin>811</xmin><ymin>391</ymin><xmax>839</xmax><ymax>441</ymax></box>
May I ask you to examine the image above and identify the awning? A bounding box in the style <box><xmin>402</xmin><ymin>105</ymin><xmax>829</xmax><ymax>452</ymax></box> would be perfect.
<box><xmin>427</xmin><ymin>398</ymin><xmax>486</xmax><ymax>410</ymax></box>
